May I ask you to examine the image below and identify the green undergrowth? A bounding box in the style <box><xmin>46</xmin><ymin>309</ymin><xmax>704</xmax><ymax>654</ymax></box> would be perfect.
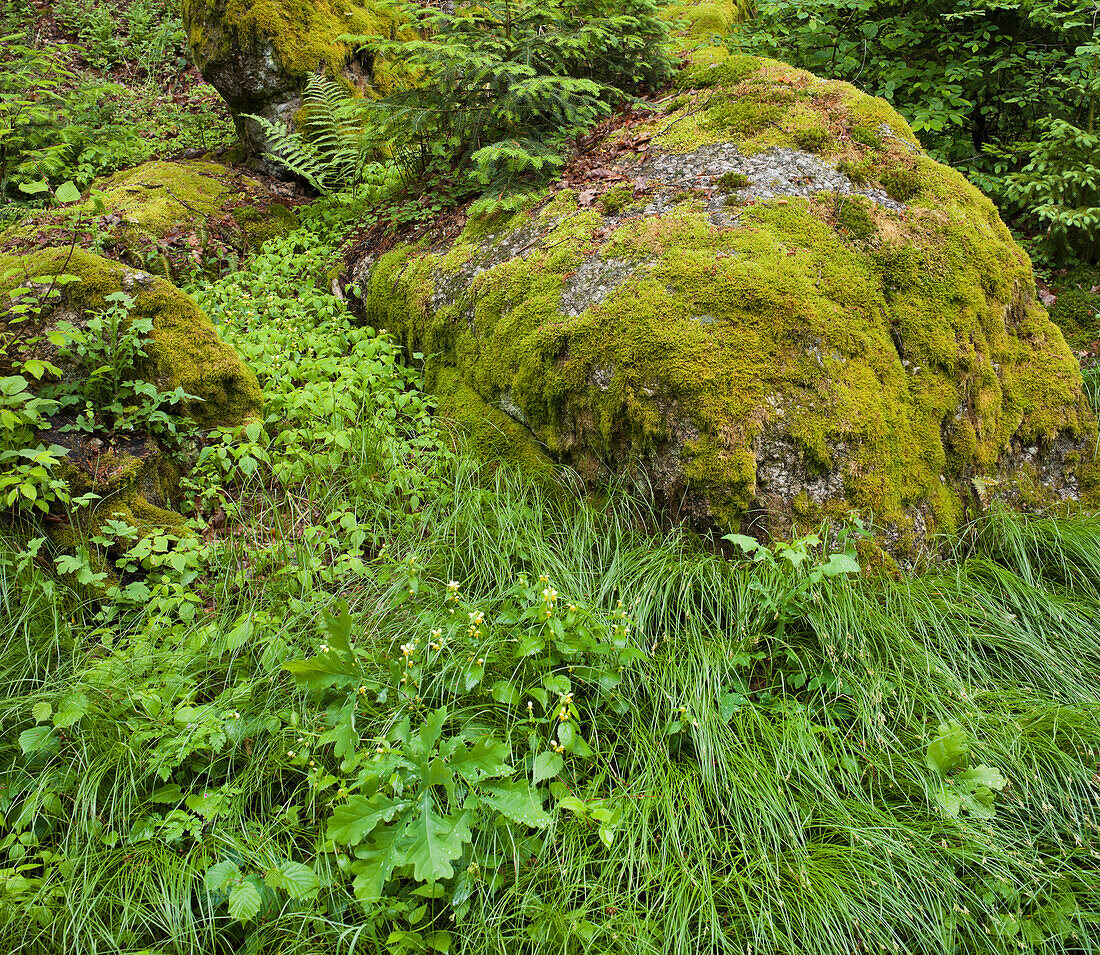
<box><xmin>2</xmin><ymin>215</ymin><xmax>1099</xmax><ymax>954</ymax></box>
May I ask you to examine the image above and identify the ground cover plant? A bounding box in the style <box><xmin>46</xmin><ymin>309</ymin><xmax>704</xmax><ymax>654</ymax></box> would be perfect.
<box><xmin>1</xmin><ymin>1</ymin><xmax>1100</xmax><ymax>952</ymax></box>
<box><xmin>0</xmin><ymin>0</ymin><xmax>232</xmax><ymax>219</ymax></box>
<box><xmin>2</xmin><ymin>207</ymin><xmax>1100</xmax><ymax>953</ymax></box>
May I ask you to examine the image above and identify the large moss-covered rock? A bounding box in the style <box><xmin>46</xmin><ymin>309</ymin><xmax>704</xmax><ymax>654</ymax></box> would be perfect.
<box><xmin>181</xmin><ymin>0</ymin><xmax>399</xmax><ymax>160</ymax></box>
<box><xmin>0</xmin><ymin>246</ymin><xmax>261</xmax><ymax>537</ymax></box>
<box><xmin>348</xmin><ymin>55</ymin><xmax>1097</xmax><ymax>553</ymax></box>
<box><xmin>1</xmin><ymin>246</ymin><xmax>261</xmax><ymax>426</ymax></box>
<box><xmin>0</xmin><ymin>160</ymin><xmax>297</xmax><ymax>279</ymax></box>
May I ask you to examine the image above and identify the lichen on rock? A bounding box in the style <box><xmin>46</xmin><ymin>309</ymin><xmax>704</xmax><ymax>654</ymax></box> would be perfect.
<box><xmin>347</xmin><ymin>54</ymin><xmax>1097</xmax><ymax>556</ymax></box>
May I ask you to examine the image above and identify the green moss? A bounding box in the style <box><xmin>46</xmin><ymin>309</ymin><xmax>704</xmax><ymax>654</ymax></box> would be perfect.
<box><xmin>432</xmin><ymin>367</ymin><xmax>557</xmax><ymax>485</ymax></box>
<box><xmin>96</xmin><ymin>160</ymin><xmax>295</xmax><ymax>255</ymax></box>
<box><xmin>1050</xmin><ymin>285</ymin><xmax>1100</xmax><ymax>350</ymax></box>
<box><xmin>794</xmin><ymin>127</ymin><xmax>831</xmax><ymax>152</ymax></box>
<box><xmin>871</xmin><ymin>246</ymin><xmax>923</xmax><ymax>291</ymax></box>
<box><xmin>850</xmin><ymin>126</ymin><xmax>883</xmax><ymax>149</ymax></box>
<box><xmin>716</xmin><ymin>172</ymin><xmax>749</xmax><ymax>191</ymax></box>
<box><xmin>355</xmin><ymin>51</ymin><xmax>1096</xmax><ymax>544</ymax></box>
<box><xmin>184</xmin><ymin>0</ymin><xmax>397</xmax><ymax>80</ymax></box>
<box><xmin>47</xmin><ymin>449</ymin><xmax>194</xmax><ymax>594</ymax></box>
<box><xmin>880</xmin><ymin>164</ymin><xmax>924</xmax><ymax>202</ymax></box>
<box><xmin>1</xmin><ymin>161</ymin><xmax>295</xmax><ymax>279</ymax></box>
<box><xmin>94</xmin><ymin>160</ymin><xmax>236</xmax><ymax>231</ymax></box>
<box><xmin>0</xmin><ymin>246</ymin><xmax>262</xmax><ymax>428</ymax></box>
<box><xmin>678</xmin><ymin>51</ymin><xmax>762</xmax><ymax>90</ymax></box>
<box><xmin>598</xmin><ymin>185</ymin><xmax>636</xmax><ymax>217</ymax></box>
<box><xmin>831</xmin><ymin>196</ymin><xmax>876</xmax><ymax>242</ymax></box>
<box><xmin>232</xmin><ymin>202</ymin><xmax>298</xmax><ymax>249</ymax></box>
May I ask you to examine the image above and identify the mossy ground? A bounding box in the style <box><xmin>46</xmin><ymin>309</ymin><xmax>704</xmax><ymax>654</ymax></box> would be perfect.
<box><xmin>0</xmin><ymin>160</ymin><xmax>297</xmax><ymax>280</ymax></box>
<box><xmin>358</xmin><ymin>54</ymin><xmax>1094</xmax><ymax>545</ymax></box>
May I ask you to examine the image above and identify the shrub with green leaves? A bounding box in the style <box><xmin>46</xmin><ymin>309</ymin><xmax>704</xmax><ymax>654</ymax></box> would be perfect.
<box><xmin>263</xmin><ymin>0</ymin><xmax>674</xmax><ymax>205</ymax></box>
<box><xmin>1007</xmin><ymin>117</ymin><xmax>1100</xmax><ymax>263</ymax></box>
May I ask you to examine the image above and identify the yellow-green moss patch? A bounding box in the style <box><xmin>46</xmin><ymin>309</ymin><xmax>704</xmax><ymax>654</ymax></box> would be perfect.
<box><xmin>0</xmin><ymin>246</ymin><xmax>262</xmax><ymax>427</ymax></box>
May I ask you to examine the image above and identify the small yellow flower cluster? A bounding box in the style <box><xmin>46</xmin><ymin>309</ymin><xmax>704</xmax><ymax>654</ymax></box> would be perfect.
<box><xmin>429</xmin><ymin>627</ymin><xmax>444</xmax><ymax>651</ymax></box>
<box><xmin>446</xmin><ymin>580</ymin><xmax>460</xmax><ymax>602</ymax></box>
<box><xmin>404</xmin><ymin>554</ymin><xmax>419</xmax><ymax>595</ymax></box>
<box><xmin>541</xmin><ymin>585</ymin><xmax>558</xmax><ymax>619</ymax></box>
<box><xmin>467</xmin><ymin>610</ymin><xmax>484</xmax><ymax>640</ymax></box>
<box><xmin>609</xmin><ymin>599</ymin><xmax>632</xmax><ymax>639</ymax></box>
<box><xmin>558</xmin><ymin>692</ymin><xmax>575</xmax><ymax>724</ymax></box>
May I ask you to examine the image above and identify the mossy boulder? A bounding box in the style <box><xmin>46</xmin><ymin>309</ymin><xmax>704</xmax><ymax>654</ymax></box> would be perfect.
<box><xmin>1</xmin><ymin>246</ymin><xmax>261</xmax><ymax>537</ymax></box>
<box><xmin>181</xmin><ymin>0</ymin><xmax>400</xmax><ymax>160</ymax></box>
<box><xmin>348</xmin><ymin>55</ymin><xmax>1097</xmax><ymax>554</ymax></box>
<box><xmin>1</xmin><ymin>246</ymin><xmax>261</xmax><ymax>426</ymax></box>
<box><xmin>0</xmin><ymin>160</ymin><xmax>297</xmax><ymax>280</ymax></box>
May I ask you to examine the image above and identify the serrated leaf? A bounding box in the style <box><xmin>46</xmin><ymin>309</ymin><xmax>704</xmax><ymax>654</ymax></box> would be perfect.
<box><xmin>54</xmin><ymin>181</ymin><xmax>80</xmax><ymax>204</ymax></box>
<box><xmin>204</xmin><ymin>860</ymin><xmax>241</xmax><ymax>891</ymax></box>
<box><xmin>18</xmin><ymin>725</ymin><xmax>57</xmax><ymax>756</ymax></box>
<box><xmin>329</xmin><ymin>700</ymin><xmax>358</xmax><ymax>760</ymax></box>
<box><xmin>557</xmin><ymin>721</ymin><xmax>576</xmax><ymax>750</ymax></box>
<box><xmin>935</xmin><ymin>785</ymin><xmax>963</xmax><ymax>819</ymax></box>
<box><xmin>150</xmin><ymin>784</ymin><xmax>183</xmax><ymax>804</ymax></box>
<box><xmin>328</xmin><ymin>793</ymin><xmax>406</xmax><ymax>846</ymax></box>
<box><xmin>819</xmin><ymin>553</ymin><xmax>861</xmax><ymax>576</ymax></box>
<box><xmin>558</xmin><ymin>795</ymin><xmax>588</xmax><ymax>815</ymax></box>
<box><xmin>490</xmin><ymin>680</ymin><xmax>521</xmax><ymax>706</ymax></box>
<box><xmin>532</xmin><ymin>751</ymin><xmax>563</xmax><ymax>784</ymax></box>
<box><xmin>463</xmin><ymin>660</ymin><xmax>484</xmax><ymax>690</ymax></box>
<box><xmin>227</xmin><ymin>878</ymin><xmax>262</xmax><ymax>921</ymax></box>
<box><xmin>960</xmin><ymin>787</ymin><xmax>998</xmax><ymax>819</ymax></box>
<box><xmin>274</xmin><ymin>860</ymin><xmax>320</xmax><ymax>900</ymax></box>
<box><xmin>480</xmin><ymin>778</ymin><xmax>552</xmax><ymax>829</ymax></box>
<box><xmin>719</xmin><ymin>691</ymin><xmax>745</xmax><ymax>722</ymax></box>
<box><xmin>31</xmin><ymin>701</ymin><xmax>52</xmax><ymax>724</ymax></box>
<box><xmin>416</xmin><ymin>707</ymin><xmax>448</xmax><ymax>754</ymax></box>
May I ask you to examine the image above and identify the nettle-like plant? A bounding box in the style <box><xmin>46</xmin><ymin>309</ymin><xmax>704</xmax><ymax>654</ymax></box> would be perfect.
<box><xmin>209</xmin><ymin>570</ymin><xmax>645</xmax><ymax>943</ymax></box>
<box><xmin>47</xmin><ymin>290</ymin><xmax>197</xmax><ymax>442</ymax></box>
